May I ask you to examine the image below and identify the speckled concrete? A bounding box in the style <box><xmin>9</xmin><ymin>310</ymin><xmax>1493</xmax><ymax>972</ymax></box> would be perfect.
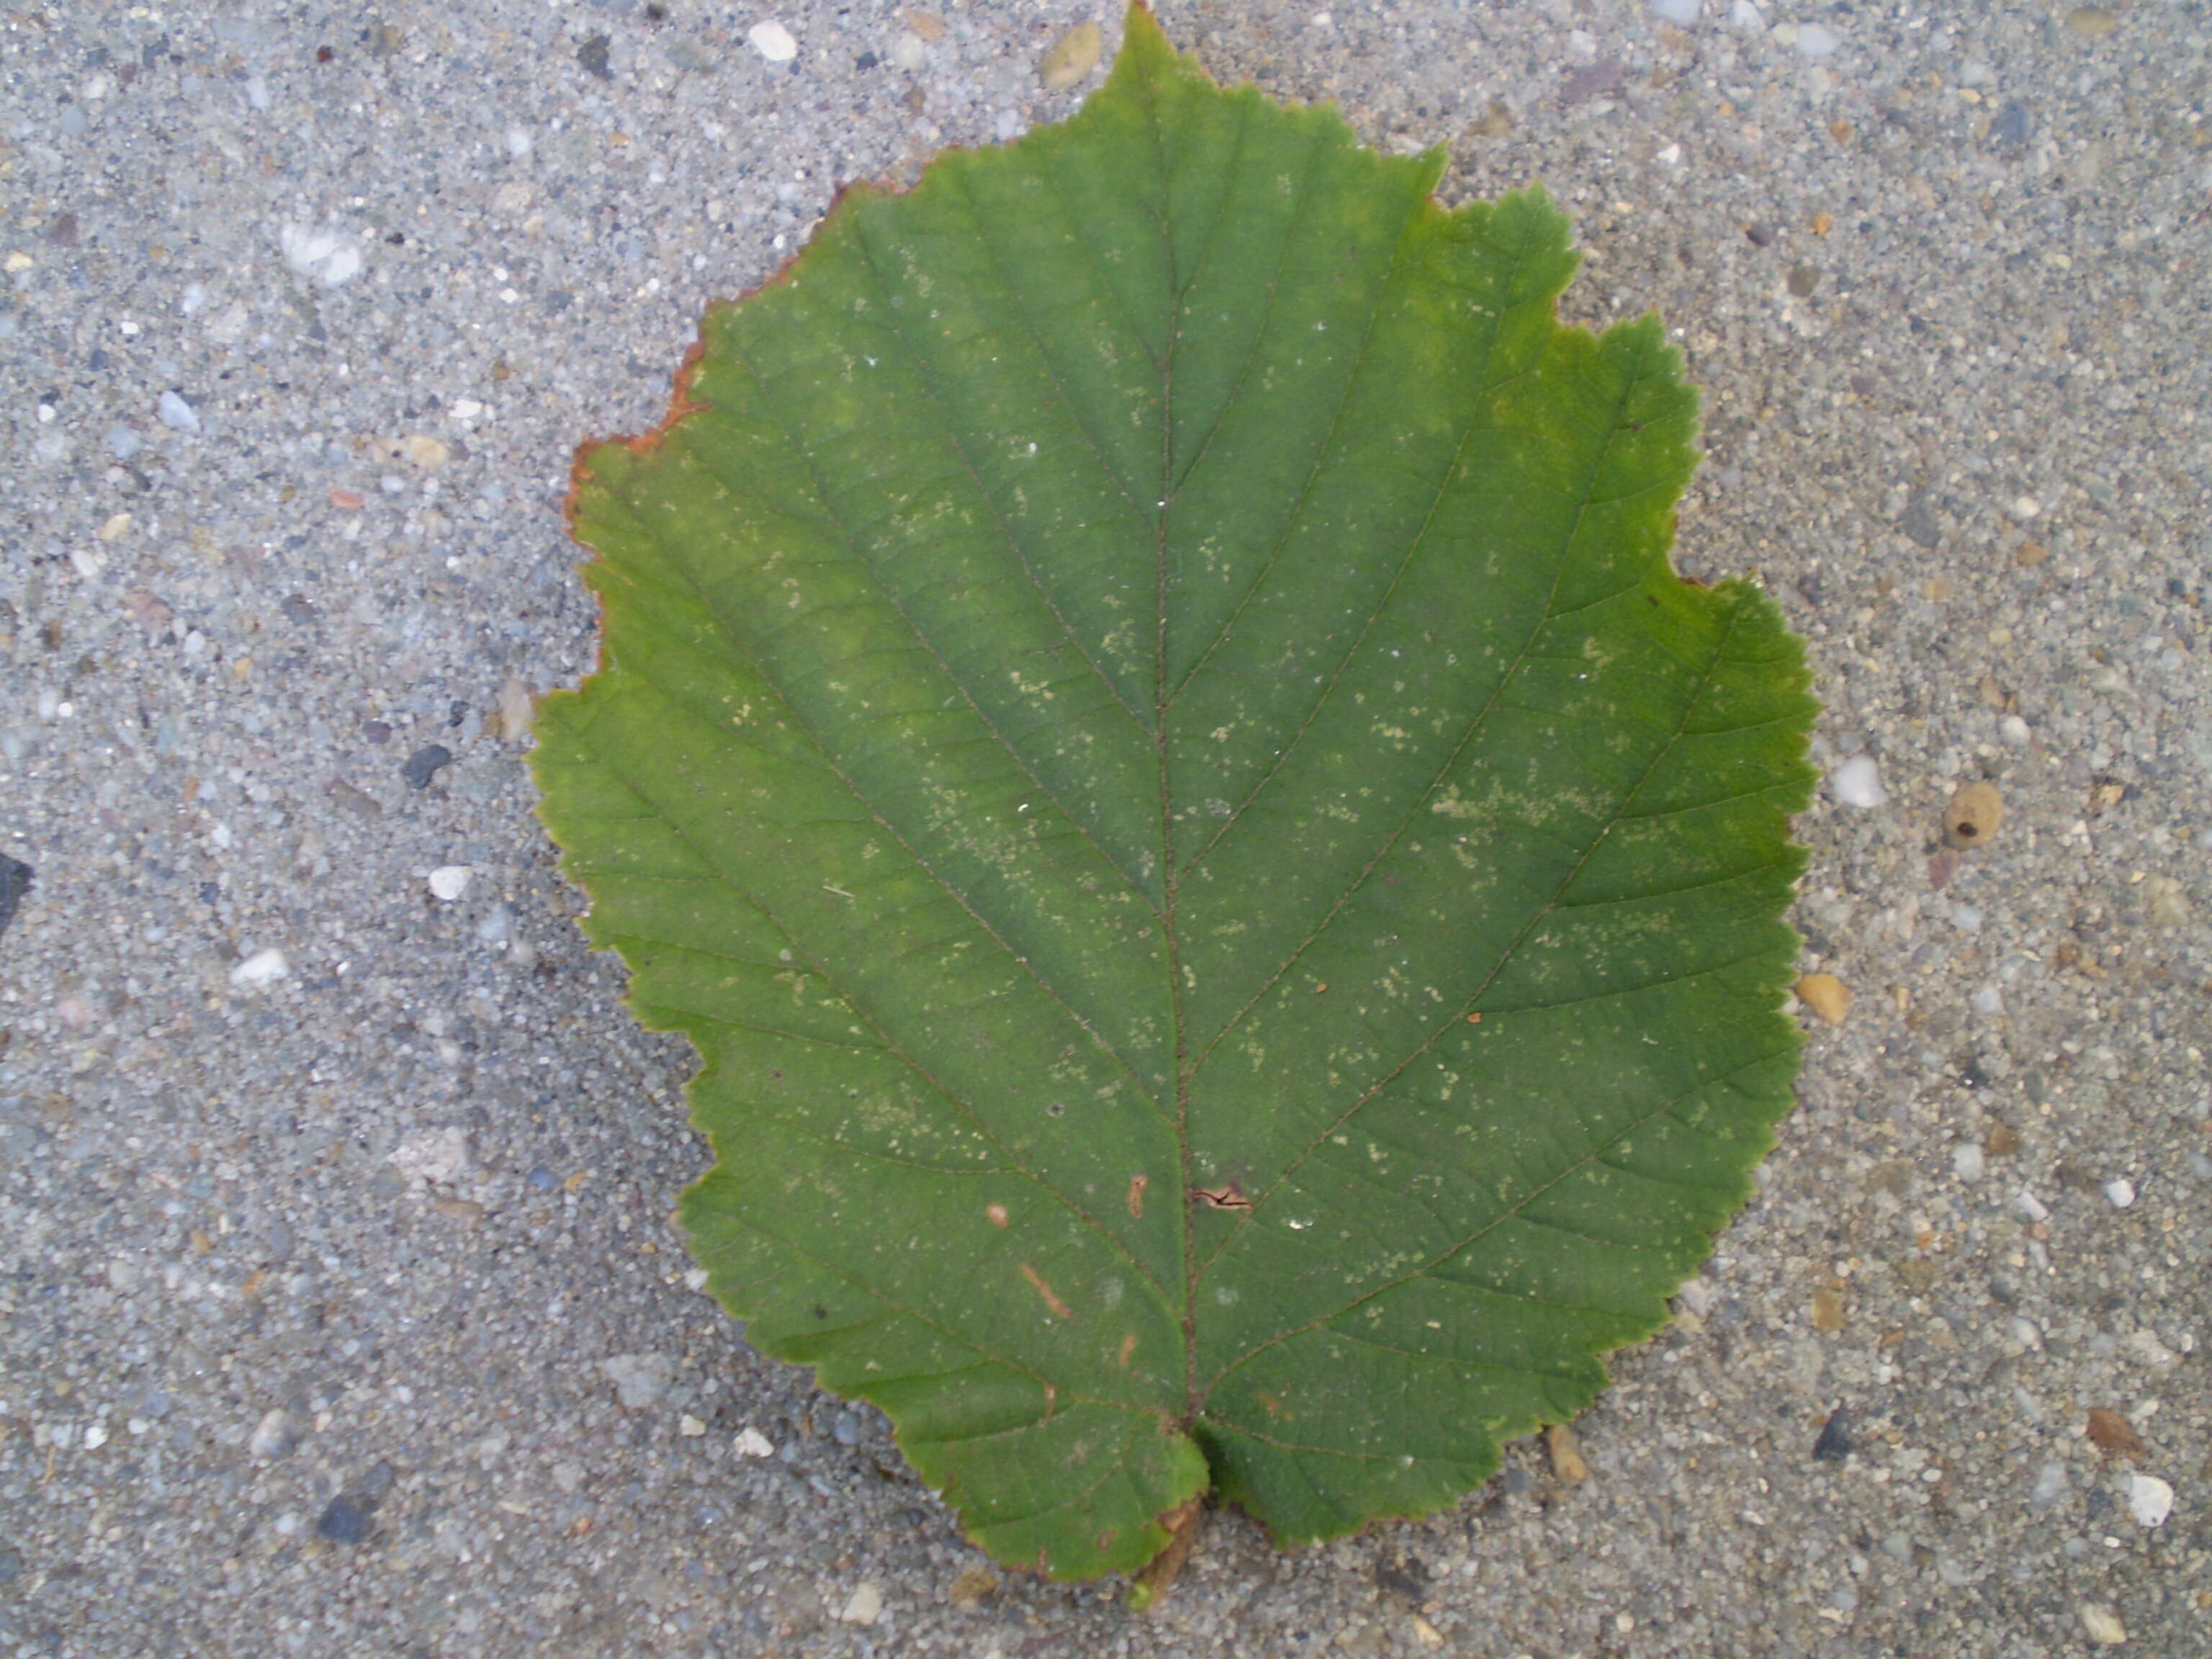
<box><xmin>3</xmin><ymin>3</ymin><xmax>2208</xmax><ymax>1654</ymax></box>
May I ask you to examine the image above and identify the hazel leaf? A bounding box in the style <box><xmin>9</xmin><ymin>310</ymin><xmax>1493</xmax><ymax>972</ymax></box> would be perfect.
<box><xmin>532</xmin><ymin>4</ymin><xmax>1817</xmax><ymax>1582</ymax></box>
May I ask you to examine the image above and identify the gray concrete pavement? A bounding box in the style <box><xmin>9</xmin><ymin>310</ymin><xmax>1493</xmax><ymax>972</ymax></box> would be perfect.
<box><xmin>3</xmin><ymin>2</ymin><xmax>2207</xmax><ymax>1653</ymax></box>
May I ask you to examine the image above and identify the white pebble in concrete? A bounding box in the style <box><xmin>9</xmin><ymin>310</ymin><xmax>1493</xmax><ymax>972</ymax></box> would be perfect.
<box><xmin>1828</xmin><ymin>755</ymin><xmax>1887</xmax><ymax>809</ymax></box>
<box><xmin>833</xmin><ymin>1583</ymin><xmax>884</xmax><ymax>1626</ymax></box>
<box><xmin>279</xmin><ymin>223</ymin><xmax>362</xmax><ymax>286</ymax></box>
<box><xmin>230</xmin><ymin>948</ymin><xmax>289</xmax><ymax>989</ymax></box>
<box><xmin>749</xmin><ymin>20</ymin><xmax>798</xmax><ymax>62</ymax></box>
<box><xmin>2127</xmin><ymin>1474</ymin><xmax>2174</xmax><ymax>1528</ymax></box>
<box><xmin>1794</xmin><ymin>21</ymin><xmax>1839</xmax><ymax>58</ymax></box>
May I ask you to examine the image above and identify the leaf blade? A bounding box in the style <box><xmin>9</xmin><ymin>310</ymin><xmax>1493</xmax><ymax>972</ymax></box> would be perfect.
<box><xmin>534</xmin><ymin>4</ymin><xmax>1816</xmax><ymax>1581</ymax></box>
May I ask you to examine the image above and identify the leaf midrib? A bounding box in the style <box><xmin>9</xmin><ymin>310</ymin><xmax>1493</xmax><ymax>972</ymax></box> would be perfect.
<box><xmin>1138</xmin><ymin>73</ymin><xmax>1463</xmax><ymax>1431</ymax></box>
<box><xmin>1141</xmin><ymin>66</ymin><xmax>1202</xmax><ymax>1430</ymax></box>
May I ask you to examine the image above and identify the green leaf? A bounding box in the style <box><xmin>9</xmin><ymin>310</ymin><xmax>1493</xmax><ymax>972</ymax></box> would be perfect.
<box><xmin>531</xmin><ymin>4</ymin><xmax>1817</xmax><ymax>1583</ymax></box>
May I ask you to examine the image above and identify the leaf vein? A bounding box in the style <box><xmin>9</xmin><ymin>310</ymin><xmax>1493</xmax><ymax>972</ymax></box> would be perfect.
<box><xmin>630</xmin><ymin>1000</ymin><xmax>883</xmax><ymax>1055</ymax></box>
<box><xmin>648</xmin><ymin>356</ymin><xmax>1172</xmax><ymax>1102</ymax></box>
<box><xmin>568</xmin><ymin>729</ymin><xmax>1178</xmax><ymax>1310</ymax></box>
<box><xmin>841</xmin><ymin>202</ymin><xmax>1159</xmax><ymax>738</ymax></box>
<box><xmin>696</xmin><ymin>1218</ymin><xmax>1140</xmax><ymax>1408</ymax></box>
<box><xmin>945</xmin><ymin>163</ymin><xmax>1159</xmax><ymax>533</ymax></box>
<box><xmin>1321</xmin><ymin>1326</ymin><xmax>1586</xmax><ymax>1382</ymax></box>
<box><xmin>657</xmin><ymin>372</ymin><xmax>1162</xmax><ymax>914</ymax></box>
<box><xmin>1202</xmin><ymin>1049</ymin><xmax>1778</xmax><ymax>1396</ymax></box>
<box><xmin>1552</xmin><ymin>859</ymin><xmax>1799</xmax><ymax>911</ymax></box>
<box><xmin>1164</xmin><ymin>109</ymin><xmax>1326</xmax><ymax>498</ymax></box>
<box><xmin>1184</xmin><ymin>328</ymin><xmax>1666</xmax><ymax>1070</ymax></box>
<box><xmin>1196</xmin><ymin>593</ymin><xmax>1756</xmax><ymax>1336</ymax></box>
<box><xmin>1174</xmin><ymin>245</ymin><xmax>1542</xmax><ymax>876</ymax></box>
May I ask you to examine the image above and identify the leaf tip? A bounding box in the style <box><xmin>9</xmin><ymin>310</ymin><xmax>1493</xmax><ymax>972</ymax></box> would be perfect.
<box><xmin>1117</xmin><ymin>1</ymin><xmax>1171</xmax><ymax>56</ymax></box>
<box><xmin>1107</xmin><ymin>0</ymin><xmax>1208</xmax><ymax>95</ymax></box>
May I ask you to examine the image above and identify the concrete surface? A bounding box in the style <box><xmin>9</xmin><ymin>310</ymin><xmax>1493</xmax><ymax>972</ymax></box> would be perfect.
<box><xmin>3</xmin><ymin>1</ymin><xmax>2208</xmax><ymax>1654</ymax></box>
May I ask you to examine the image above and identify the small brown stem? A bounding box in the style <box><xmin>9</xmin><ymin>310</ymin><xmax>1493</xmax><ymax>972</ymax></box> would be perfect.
<box><xmin>1127</xmin><ymin>1500</ymin><xmax>1205</xmax><ymax>1611</ymax></box>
